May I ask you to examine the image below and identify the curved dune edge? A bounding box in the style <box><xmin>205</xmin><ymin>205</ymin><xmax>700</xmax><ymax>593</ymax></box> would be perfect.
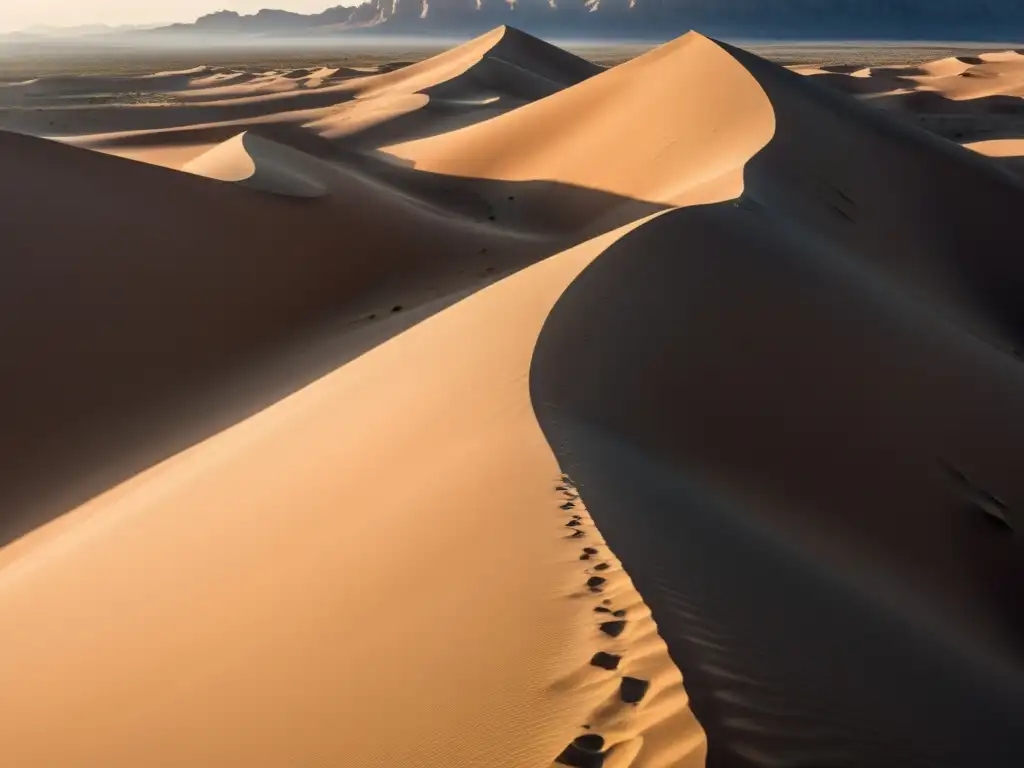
<box><xmin>6</xmin><ymin>24</ymin><xmax>1024</xmax><ymax>768</ymax></box>
<box><xmin>531</xmin><ymin>33</ymin><xmax>1024</xmax><ymax>768</ymax></box>
<box><xmin>387</xmin><ymin>31</ymin><xmax>776</xmax><ymax>211</ymax></box>
<box><xmin>0</xmin><ymin>30</ymin><xmax>785</xmax><ymax>766</ymax></box>
<box><xmin>183</xmin><ymin>131</ymin><xmax>336</xmax><ymax>197</ymax></box>
<box><xmin>0</xmin><ymin>215</ymin><xmax>705</xmax><ymax>768</ymax></box>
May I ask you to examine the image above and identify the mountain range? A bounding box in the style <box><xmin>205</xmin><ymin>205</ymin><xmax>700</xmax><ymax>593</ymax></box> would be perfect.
<box><xmin>150</xmin><ymin>1</ymin><xmax>1024</xmax><ymax>40</ymax></box>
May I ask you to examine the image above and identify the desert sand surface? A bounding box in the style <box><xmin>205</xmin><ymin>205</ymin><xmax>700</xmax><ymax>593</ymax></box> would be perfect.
<box><xmin>791</xmin><ymin>47</ymin><xmax>1024</xmax><ymax>177</ymax></box>
<box><xmin>1</xmin><ymin>24</ymin><xmax>1023</xmax><ymax>768</ymax></box>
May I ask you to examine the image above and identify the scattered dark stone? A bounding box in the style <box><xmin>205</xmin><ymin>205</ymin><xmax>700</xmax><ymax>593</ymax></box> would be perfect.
<box><xmin>570</xmin><ymin>529</ymin><xmax>585</xmax><ymax>539</ymax></box>
<box><xmin>602</xmin><ymin>599</ymin><xmax>612</xmax><ymax>605</ymax></box>
<box><xmin>391</xmin><ymin>305</ymin><xmax>403</xmax><ymax>313</ymax></box>
<box><xmin>583</xmin><ymin>547</ymin><xmax>598</xmax><ymax>555</ymax></box>
<box><xmin>566</xmin><ymin>520</ymin><xmax>582</xmax><ymax>527</ymax></box>
<box><xmin>590</xmin><ymin>652</ymin><xmax>621</xmax><ymax>671</ymax></box>
<box><xmin>582</xmin><ymin>724</ymin><xmax>591</xmax><ymax>730</ymax></box>
<box><xmin>594</xmin><ymin>606</ymin><xmax>612</xmax><ymax>614</ymax></box>
<box><xmin>555</xmin><ymin>735</ymin><xmax>606</xmax><ymax>768</ymax></box>
<box><xmin>620</xmin><ymin>677</ymin><xmax>650</xmax><ymax>704</ymax></box>
<box><xmin>593</xmin><ymin>563</ymin><xmax>610</xmax><ymax>571</ymax></box>
<box><xmin>613</xmin><ymin>609</ymin><xmax>627</xmax><ymax>618</ymax></box>
<box><xmin>587</xmin><ymin>576</ymin><xmax>607</xmax><ymax>590</ymax></box>
<box><xmin>572</xmin><ymin>515</ymin><xmax>582</xmax><ymax>520</ymax></box>
<box><xmin>508</xmin><ymin>195</ymin><xmax>515</xmax><ymax>201</ymax></box>
<box><xmin>580</xmin><ymin>554</ymin><xmax>591</xmax><ymax>561</ymax></box>
<box><xmin>561</xmin><ymin>502</ymin><xmax>576</xmax><ymax>510</ymax></box>
<box><xmin>487</xmin><ymin>214</ymin><xmax>496</xmax><ymax>221</ymax></box>
<box><xmin>600</xmin><ymin>620</ymin><xmax>626</xmax><ymax>637</ymax></box>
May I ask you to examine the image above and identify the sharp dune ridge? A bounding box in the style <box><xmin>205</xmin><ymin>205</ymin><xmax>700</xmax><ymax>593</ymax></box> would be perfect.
<box><xmin>1</xmin><ymin>24</ymin><xmax>1023</xmax><ymax>768</ymax></box>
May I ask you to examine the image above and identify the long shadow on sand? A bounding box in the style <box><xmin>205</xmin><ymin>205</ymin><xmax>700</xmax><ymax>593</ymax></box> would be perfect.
<box><xmin>531</xmin><ymin>43</ymin><xmax>1024</xmax><ymax>768</ymax></box>
<box><xmin>0</xmin><ymin>131</ymin><xmax>665</xmax><ymax>547</ymax></box>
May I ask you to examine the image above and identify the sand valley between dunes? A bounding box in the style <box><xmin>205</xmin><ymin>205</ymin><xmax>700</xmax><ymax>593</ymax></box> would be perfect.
<box><xmin>1</xmin><ymin>24</ymin><xmax>1024</xmax><ymax>768</ymax></box>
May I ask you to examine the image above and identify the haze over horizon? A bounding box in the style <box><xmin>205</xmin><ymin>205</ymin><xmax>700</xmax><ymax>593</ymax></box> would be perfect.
<box><xmin>0</xmin><ymin>1</ymin><xmax>348</xmax><ymax>33</ymax></box>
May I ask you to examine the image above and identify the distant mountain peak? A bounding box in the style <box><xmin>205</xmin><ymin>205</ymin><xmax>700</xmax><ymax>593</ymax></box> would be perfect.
<box><xmin>149</xmin><ymin>1</ymin><xmax>1024</xmax><ymax>41</ymax></box>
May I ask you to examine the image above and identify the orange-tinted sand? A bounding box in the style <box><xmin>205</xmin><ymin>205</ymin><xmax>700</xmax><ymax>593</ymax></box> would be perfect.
<box><xmin>2</xmin><ymin>26</ymin><xmax>1023</xmax><ymax>768</ymax></box>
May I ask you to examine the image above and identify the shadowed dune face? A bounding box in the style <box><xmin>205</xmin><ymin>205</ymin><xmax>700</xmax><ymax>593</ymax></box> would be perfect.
<box><xmin>5</xmin><ymin>23</ymin><xmax>1024</xmax><ymax>768</ymax></box>
<box><xmin>532</xmin><ymin>36</ymin><xmax>1024</xmax><ymax>768</ymax></box>
<box><xmin>0</xmin><ymin>127</ymin><xmax>667</xmax><ymax>545</ymax></box>
<box><xmin>389</xmin><ymin>32</ymin><xmax>776</xmax><ymax>211</ymax></box>
<box><xmin>795</xmin><ymin>49</ymin><xmax>1024</xmax><ymax>173</ymax></box>
<box><xmin>725</xmin><ymin>41</ymin><xmax>1024</xmax><ymax>348</ymax></box>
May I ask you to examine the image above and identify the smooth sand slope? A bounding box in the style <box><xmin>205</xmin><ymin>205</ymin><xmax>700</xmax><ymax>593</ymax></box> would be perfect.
<box><xmin>0</xmin><ymin>28</ymin><xmax>701</xmax><ymax>768</ymax></box>
<box><xmin>2</xmin><ymin>25</ymin><xmax>1024</xmax><ymax>768</ymax></box>
<box><xmin>0</xmin><ymin>26</ymin><xmax>600</xmax><ymax>161</ymax></box>
<box><xmin>533</xmin><ymin>36</ymin><xmax>1024</xmax><ymax>768</ymax></box>
<box><xmin>388</xmin><ymin>33</ymin><xmax>775</xmax><ymax>227</ymax></box>
<box><xmin>0</xmin><ymin>124</ymin><xmax>569</xmax><ymax>543</ymax></box>
<box><xmin>796</xmin><ymin>49</ymin><xmax>1024</xmax><ymax>177</ymax></box>
<box><xmin>0</xmin><ymin>203</ymin><xmax>705</xmax><ymax>768</ymax></box>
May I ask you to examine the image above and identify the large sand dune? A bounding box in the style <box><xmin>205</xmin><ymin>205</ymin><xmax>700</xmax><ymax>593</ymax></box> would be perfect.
<box><xmin>2</xmin><ymin>25</ymin><xmax>1023</xmax><ymax>768</ymax></box>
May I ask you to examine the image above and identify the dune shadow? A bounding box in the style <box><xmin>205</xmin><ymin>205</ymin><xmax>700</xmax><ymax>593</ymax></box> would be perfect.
<box><xmin>0</xmin><ymin>132</ymin><xmax>666</xmax><ymax>548</ymax></box>
<box><xmin>530</xmin><ymin>42</ymin><xmax>1024</xmax><ymax>768</ymax></box>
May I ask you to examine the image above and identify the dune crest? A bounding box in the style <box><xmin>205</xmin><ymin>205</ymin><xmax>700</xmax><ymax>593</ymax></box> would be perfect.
<box><xmin>3</xmin><ymin>24</ymin><xmax>1024</xmax><ymax>768</ymax></box>
<box><xmin>183</xmin><ymin>131</ymin><xmax>335</xmax><ymax>197</ymax></box>
<box><xmin>388</xmin><ymin>32</ymin><xmax>775</xmax><ymax>229</ymax></box>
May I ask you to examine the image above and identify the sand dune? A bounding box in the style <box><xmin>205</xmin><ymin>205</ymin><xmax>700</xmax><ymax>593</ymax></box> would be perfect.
<box><xmin>183</xmin><ymin>131</ymin><xmax>338</xmax><ymax>197</ymax></box>
<box><xmin>2</xmin><ymin>24</ymin><xmax>1024</xmax><ymax>768</ymax></box>
<box><xmin>389</xmin><ymin>33</ymin><xmax>775</xmax><ymax>230</ymax></box>
<box><xmin>0</xmin><ymin>26</ymin><xmax>599</xmax><ymax>160</ymax></box>
<box><xmin>798</xmin><ymin>48</ymin><xmax>1024</xmax><ymax>158</ymax></box>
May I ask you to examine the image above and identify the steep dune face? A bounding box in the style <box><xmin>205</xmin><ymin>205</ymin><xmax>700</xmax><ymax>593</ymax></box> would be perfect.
<box><xmin>727</xmin><ymin>41</ymin><xmax>1024</xmax><ymax>347</ymax></box>
<box><xmin>532</xmin><ymin>35</ymin><xmax>1024</xmax><ymax>768</ymax></box>
<box><xmin>0</xmin><ymin>128</ymin><xmax>544</xmax><ymax>543</ymax></box>
<box><xmin>354</xmin><ymin>24</ymin><xmax>600</xmax><ymax>100</ymax></box>
<box><xmin>389</xmin><ymin>32</ymin><xmax>776</xmax><ymax>229</ymax></box>
<box><xmin>0</xmin><ymin>211</ymin><xmax>706</xmax><ymax>768</ymax></box>
<box><xmin>4</xmin><ymin>24</ymin><xmax>1024</xmax><ymax>768</ymax></box>
<box><xmin>183</xmin><ymin>131</ymin><xmax>337</xmax><ymax>197</ymax></box>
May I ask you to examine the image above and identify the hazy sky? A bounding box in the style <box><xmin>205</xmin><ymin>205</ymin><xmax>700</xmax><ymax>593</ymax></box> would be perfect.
<box><xmin>1</xmin><ymin>2</ymin><xmax>351</xmax><ymax>32</ymax></box>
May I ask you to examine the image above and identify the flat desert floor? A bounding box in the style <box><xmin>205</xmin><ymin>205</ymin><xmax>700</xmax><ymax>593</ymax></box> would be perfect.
<box><xmin>1</xmin><ymin>27</ymin><xmax>1023</xmax><ymax>768</ymax></box>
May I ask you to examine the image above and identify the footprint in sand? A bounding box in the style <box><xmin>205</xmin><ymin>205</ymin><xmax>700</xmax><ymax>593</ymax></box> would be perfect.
<box><xmin>590</xmin><ymin>652</ymin><xmax>621</xmax><ymax>671</ymax></box>
<box><xmin>619</xmin><ymin>677</ymin><xmax>650</xmax><ymax>705</ymax></box>
<box><xmin>599</xmin><ymin>620</ymin><xmax>626</xmax><ymax>638</ymax></box>
<box><xmin>555</xmin><ymin>734</ymin><xmax>606</xmax><ymax>768</ymax></box>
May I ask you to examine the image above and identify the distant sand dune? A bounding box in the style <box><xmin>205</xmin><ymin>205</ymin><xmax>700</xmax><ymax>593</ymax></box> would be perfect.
<box><xmin>0</xmin><ymin>26</ymin><xmax>599</xmax><ymax>155</ymax></box>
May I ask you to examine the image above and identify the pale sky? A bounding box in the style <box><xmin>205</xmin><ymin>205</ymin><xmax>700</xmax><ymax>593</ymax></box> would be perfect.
<box><xmin>1</xmin><ymin>2</ymin><xmax>351</xmax><ymax>32</ymax></box>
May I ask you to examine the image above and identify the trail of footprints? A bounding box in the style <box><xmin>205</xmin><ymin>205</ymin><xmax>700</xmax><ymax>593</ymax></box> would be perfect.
<box><xmin>553</xmin><ymin>474</ymin><xmax>651</xmax><ymax>768</ymax></box>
